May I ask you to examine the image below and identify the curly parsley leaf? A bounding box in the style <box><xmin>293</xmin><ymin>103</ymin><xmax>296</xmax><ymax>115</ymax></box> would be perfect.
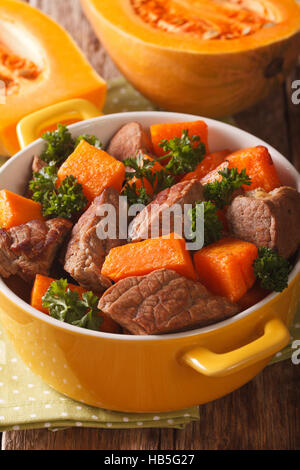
<box><xmin>41</xmin><ymin>124</ymin><xmax>75</xmax><ymax>166</ymax></box>
<box><xmin>124</xmin><ymin>154</ymin><xmax>156</xmax><ymax>183</ymax></box>
<box><xmin>122</xmin><ymin>182</ymin><xmax>153</xmax><ymax>207</ymax></box>
<box><xmin>189</xmin><ymin>201</ymin><xmax>223</xmax><ymax>246</ymax></box>
<box><xmin>253</xmin><ymin>247</ymin><xmax>292</xmax><ymax>292</ymax></box>
<box><xmin>42</xmin><ymin>280</ymin><xmax>103</xmax><ymax>331</ymax></box>
<box><xmin>158</xmin><ymin>129</ymin><xmax>206</xmax><ymax>176</ymax></box>
<box><xmin>71</xmin><ymin>292</ymin><xmax>103</xmax><ymax>330</ymax></box>
<box><xmin>40</xmin><ymin>124</ymin><xmax>103</xmax><ymax>167</ymax></box>
<box><xmin>154</xmin><ymin>170</ymin><xmax>176</xmax><ymax>194</ymax></box>
<box><xmin>29</xmin><ymin>165</ymin><xmax>87</xmax><ymax>219</ymax></box>
<box><xmin>29</xmin><ymin>162</ymin><xmax>57</xmax><ymax>197</ymax></box>
<box><xmin>203</xmin><ymin>167</ymin><xmax>251</xmax><ymax>209</ymax></box>
<box><xmin>75</xmin><ymin>135</ymin><xmax>102</xmax><ymax>150</ymax></box>
<box><xmin>42</xmin><ymin>175</ymin><xmax>88</xmax><ymax>219</ymax></box>
<box><xmin>123</xmin><ymin>153</ymin><xmax>175</xmax><ymax>207</ymax></box>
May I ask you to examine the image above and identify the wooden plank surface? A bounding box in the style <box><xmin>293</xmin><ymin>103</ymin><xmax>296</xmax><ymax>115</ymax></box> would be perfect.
<box><xmin>1</xmin><ymin>0</ymin><xmax>300</xmax><ymax>451</ymax></box>
<box><xmin>2</xmin><ymin>360</ymin><xmax>299</xmax><ymax>450</ymax></box>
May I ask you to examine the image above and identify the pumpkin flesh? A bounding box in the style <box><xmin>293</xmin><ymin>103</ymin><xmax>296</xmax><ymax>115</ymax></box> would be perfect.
<box><xmin>0</xmin><ymin>0</ymin><xmax>106</xmax><ymax>157</ymax></box>
<box><xmin>0</xmin><ymin>41</ymin><xmax>41</xmax><ymax>96</ymax></box>
<box><xmin>82</xmin><ymin>0</ymin><xmax>300</xmax><ymax>117</ymax></box>
<box><xmin>130</xmin><ymin>0</ymin><xmax>277</xmax><ymax>40</ymax></box>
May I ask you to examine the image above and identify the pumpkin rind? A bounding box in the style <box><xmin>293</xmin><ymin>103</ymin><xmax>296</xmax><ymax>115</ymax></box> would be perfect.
<box><xmin>0</xmin><ymin>0</ymin><xmax>106</xmax><ymax>156</ymax></box>
<box><xmin>81</xmin><ymin>0</ymin><xmax>300</xmax><ymax>117</ymax></box>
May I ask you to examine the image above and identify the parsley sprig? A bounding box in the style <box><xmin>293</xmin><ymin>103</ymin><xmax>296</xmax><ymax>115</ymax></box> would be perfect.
<box><xmin>125</xmin><ymin>154</ymin><xmax>156</xmax><ymax>186</ymax></box>
<box><xmin>123</xmin><ymin>153</ymin><xmax>175</xmax><ymax>206</ymax></box>
<box><xmin>158</xmin><ymin>129</ymin><xmax>206</xmax><ymax>176</ymax></box>
<box><xmin>42</xmin><ymin>279</ymin><xmax>103</xmax><ymax>331</ymax></box>
<box><xmin>154</xmin><ymin>169</ymin><xmax>176</xmax><ymax>194</ymax></box>
<box><xmin>29</xmin><ymin>163</ymin><xmax>87</xmax><ymax>219</ymax></box>
<box><xmin>31</xmin><ymin>124</ymin><xmax>102</xmax><ymax>218</ymax></box>
<box><xmin>123</xmin><ymin>183</ymin><xmax>152</xmax><ymax>207</ymax></box>
<box><xmin>39</xmin><ymin>124</ymin><xmax>102</xmax><ymax>167</ymax></box>
<box><xmin>253</xmin><ymin>247</ymin><xmax>292</xmax><ymax>292</ymax></box>
<box><xmin>75</xmin><ymin>134</ymin><xmax>102</xmax><ymax>150</ymax></box>
<box><xmin>203</xmin><ymin>167</ymin><xmax>251</xmax><ymax>209</ymax></box>
<box><xmin>189</xmin><ymin>201</ymin><xmax>223</xmax><ymax>246</ymax></box>
<box><xmin>40</xmin><ymin>124</ymin><xmax>76</xmax><ymax>166</ymax></box>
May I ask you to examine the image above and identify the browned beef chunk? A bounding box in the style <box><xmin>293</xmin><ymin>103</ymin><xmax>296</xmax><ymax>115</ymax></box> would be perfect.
<box><xmin>107</xmin><ymin>122</ymin><xmax>152</xmax><ymax>162</ymax></box>
<box><xmin>98</xmin><ymin>269</ymin><xmax>238</xmax><ymax>335</ymax></box>
<box><xmin>0</xmin><ymin>218</ymin><xmax>72</xmax><ymax>282</ymax></box>
<box><xmin>64</xmin><ymin>187</ymin><xmax>127</xmax><ymax>294</ymax></box>
<box><xmin>32</xmin><ymin>155</ymin><xmax>47</xmax><ymax>174</ymax></box>
<box><xmin>129</xmin><ymin>179</ymin><xmax>204</xmax><ymax>241</ymax></box>
<box><xmin>226</xmin><ymin>186</ymin><xmax>300</xmax><ymax>259</ymax></box>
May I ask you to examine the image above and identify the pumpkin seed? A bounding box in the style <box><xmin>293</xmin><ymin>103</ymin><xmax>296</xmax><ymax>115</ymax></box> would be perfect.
<box><xmin>242</xmin><ymin>27</ymin><xmax>251</xmax><ymax>36</ymax></box>
<box><xmin>263</xmin><ymin>22</ymin><xmax>276</xmax><ymax>28</ymax></box>
<box><xmin>203</xmin><ymin>30</ymin><xmax>219</xmax><ymax>40</ymax></box>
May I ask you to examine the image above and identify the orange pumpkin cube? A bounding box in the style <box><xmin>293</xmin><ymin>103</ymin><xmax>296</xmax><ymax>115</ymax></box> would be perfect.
<box><xmin>194</xmin><ymin>237</ymin><xmax>258</xmax><ymax>302</ymax></box>
<box><xmin>182</xmin><ymin>150</ymin><xmax>230</xmax><ymax>182</ymax></box>
<box><xmin>0</xmin><ymin>190</ymin><xmax>43</xmax><ymax>229</ymax></box>
<box><xmin>101</xmin><ymin>234</ymin><xmax>197</xmax><ymax>282</ymax></box>
<box><xmin>57</xmin><ymin>140</ymin><xmax>125</xmax><ymax>202</ymax></box>
<box><xmin>151</xmin><ymin>121</ymin><xmax>209</xmax><ymax>160</ymax></box>
<box><xmin>201</xmin><ymin>146</ymin><xmax>281</xmax><ymax>192</ymax></box>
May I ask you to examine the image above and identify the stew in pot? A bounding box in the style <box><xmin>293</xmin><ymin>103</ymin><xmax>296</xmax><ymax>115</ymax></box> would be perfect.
<box><xmin>0</xmin><ymin>120</ymin><xmax>299</xmax><ymax>335</ymax></box>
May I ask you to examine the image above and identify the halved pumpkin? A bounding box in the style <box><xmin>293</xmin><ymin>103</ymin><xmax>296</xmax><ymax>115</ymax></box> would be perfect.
<box><xmin>81</xmin><ymin>0</ymin><xmax>300</xmax><ymax>117</ymax></box>
<box><xmin>0</xmin><ymin>0</ymin><xmax>106</xmax><ymax>156</ymax></box>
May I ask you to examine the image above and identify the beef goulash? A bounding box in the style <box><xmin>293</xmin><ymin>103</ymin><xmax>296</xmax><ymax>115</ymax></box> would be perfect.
<box><xmin>129</xmin><ymin>179</ymin><xmax>204</xmax><ymax>241</ymax></box>
<box><xmin>107</xmin><ymin>122</ymin><xmax>152</xmax><ymax>163</ymax></box>
<box><xmin>226</xmin><ymin>186</ymin><xmax>300</xmax><ymax>259</ymax></box>
<box><xmin>1</xmin><ymin>120</ymin><xmax>299</xmax><ymax>335</ymax></box>
<box><xmin>98</xmin><ymin>269</ymin><xmax>238</xmax><ymax>335</ymax></box>
<box><xmin>0</xmin><ymin>218</ymin><xmax>72</xmax><ymax>282</ymax></box>
<box><xmin>64</xmin><ymin>187</ymin><xmax>127</xmax><ymax>294</ymax></box>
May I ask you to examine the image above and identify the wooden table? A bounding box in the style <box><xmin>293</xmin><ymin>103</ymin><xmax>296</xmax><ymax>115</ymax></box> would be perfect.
<box><xmin>1</xmin><ymin>0</ymin><xmax>300</xmax><ymax>451</ymax></box>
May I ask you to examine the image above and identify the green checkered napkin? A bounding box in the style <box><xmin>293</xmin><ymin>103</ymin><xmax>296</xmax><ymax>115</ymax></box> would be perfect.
<box><xmin>0</xmin><ymin>77</ymin><xmax>299</xmax><ymax>431</ymax></box>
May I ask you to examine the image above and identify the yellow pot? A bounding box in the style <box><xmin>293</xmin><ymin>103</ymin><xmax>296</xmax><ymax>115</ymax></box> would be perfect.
<box><xmin>0</xmin><ymin>111</ymin><xmax>299</xmax><ymax>413</ymax></box>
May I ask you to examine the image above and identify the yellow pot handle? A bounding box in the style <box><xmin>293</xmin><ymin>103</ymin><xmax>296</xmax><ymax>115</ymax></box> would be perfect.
<box><xmin>17</xmin><ymin>98</ymin><xmax>102</xmax><ymax>149</ymax></box>
<box><xmin>182</xmin><ymin>318</ymin><xmax>290</xmax><ymax>377</ymax></box>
